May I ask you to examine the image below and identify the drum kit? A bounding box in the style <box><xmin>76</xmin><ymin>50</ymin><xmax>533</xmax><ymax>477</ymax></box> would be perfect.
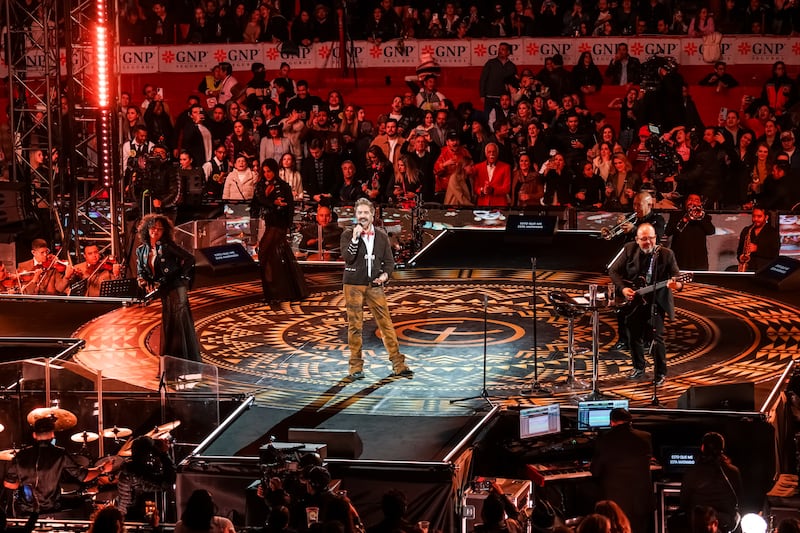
<box><xmin>1</xmin><ymin>406</ymin><xmax>181</xmax><ymax>510</ymax></box>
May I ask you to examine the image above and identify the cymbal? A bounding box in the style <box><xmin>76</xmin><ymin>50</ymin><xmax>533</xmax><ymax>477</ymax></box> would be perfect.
<box><xmin>146</xmin><ymin>420</ymin><xmax>180</xmax><ymax>439</ymax></box>
<box><xmin>71</xmin><ymin>431</ymin><xmax>99</xmax><ymax>443</ymax></box>
<box><xmin>102</xmin><ymin>427</ymin><xmax>132</xmax><ymax>439</ymax></box>
<box><xmin>0</xmin><ymin>448</ymin><xmax>18</xmax><ymax>461</ymax></box>
<box><xmin>27</xmin><ymin>407</ymin><xmax>78</xmax><ymax>431</ymax></box>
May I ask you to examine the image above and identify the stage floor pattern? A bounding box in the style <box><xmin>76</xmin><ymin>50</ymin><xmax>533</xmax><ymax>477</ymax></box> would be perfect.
<box><xmin>73</xmin><ymin>269</ymin><xmax>800</xmax><ymax>415</ymax></box>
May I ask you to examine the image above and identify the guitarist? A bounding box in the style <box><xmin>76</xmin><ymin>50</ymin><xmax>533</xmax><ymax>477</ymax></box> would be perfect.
<box><xmin>609</xmin><ymin>223</ymin><xmax>684</xmax><ymax>386</ymax></box>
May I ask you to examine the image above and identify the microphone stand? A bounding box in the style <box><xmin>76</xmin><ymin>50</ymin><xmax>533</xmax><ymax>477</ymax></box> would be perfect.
<box><xmin>648</xmin><ymin>246</ymin><xmax>665</xmax><ymax>407</ymax></box>
<box><xmin>523</xmin><ymin>257</ymin><xmax>551</xmax><ymax>396</ymax></box>
<box><xmin>450</xmin><ymin>294</ymin><xmax>494</xmax><ymax>407</ymax></box>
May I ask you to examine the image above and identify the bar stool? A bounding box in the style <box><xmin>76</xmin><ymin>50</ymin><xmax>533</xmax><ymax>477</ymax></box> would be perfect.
<box><xmin>548</xmin><ymin>291</ymin><xmax>590</xmax><ymax>391</ymax></box>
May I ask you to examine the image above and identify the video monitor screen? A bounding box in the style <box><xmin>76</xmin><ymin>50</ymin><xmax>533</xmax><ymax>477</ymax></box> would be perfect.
<box><xmin>660</xmin><ymin>445</ymin><xmax>701</xmax><ymax>475</ymax></box>
<box><xmin>519</xmin><ymin>404</ymin><xmax>561</xmax><ymax>439</ymax></box>
<box><xmin>577</xmin><ymin>399</ymin><xmax>629</xmax><ymax>431</ymax></box>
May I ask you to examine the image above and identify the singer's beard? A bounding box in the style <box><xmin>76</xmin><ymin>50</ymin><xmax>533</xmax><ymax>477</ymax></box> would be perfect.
<box><xmin>358</xmin><ymin>219</ymin><xmax>370</xmax><ymax>228</ymax></box>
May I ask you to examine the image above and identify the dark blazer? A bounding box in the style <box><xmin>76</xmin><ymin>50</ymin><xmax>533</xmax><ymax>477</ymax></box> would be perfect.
<box><xmin>181</xmin><ymin>123</ymin><xmax>208</xmax><ymax>169</ymax></box>
<box><xmin>301</xmin><ymin>153</ymin><xmax>343</xmax><ymax>200</ymax></box>
<box><xmin>609</xmin><ymin>241</ymin><xmax>680</xmax><ymax>319</ymax></box>
<box><xmin>591</xmin><ymin>423</ymin><xmax>653</xmax><ymax>533</ymax></box>
<box><xmin>340</xmin><ymin>227</ymin><xmax>394</xmax><ymax>286</ymax></box>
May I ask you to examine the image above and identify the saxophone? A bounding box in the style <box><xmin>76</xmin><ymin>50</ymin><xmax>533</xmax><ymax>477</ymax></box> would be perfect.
<box><xmin>738</xmin><ymin>225</ymin><xmax>752</xmax><ymax>272</ymax></box>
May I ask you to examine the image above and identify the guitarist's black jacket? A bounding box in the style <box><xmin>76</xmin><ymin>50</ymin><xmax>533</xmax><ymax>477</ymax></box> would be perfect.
<box><xmin>609</xmin><ymin>242</ymin><xmax>680</xmax><ymax>319</ymax></box>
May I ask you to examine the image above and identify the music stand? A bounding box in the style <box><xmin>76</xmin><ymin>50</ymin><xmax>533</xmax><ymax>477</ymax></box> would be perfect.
<box><xmin>70</xmin><ymin>279</ymin><xmax>88</xmax><ymax>297</ymax></box>
<box><xmin>100</xmin><ymin>278</ymin><xmax>139</xmax><ymax>298</ymax></box>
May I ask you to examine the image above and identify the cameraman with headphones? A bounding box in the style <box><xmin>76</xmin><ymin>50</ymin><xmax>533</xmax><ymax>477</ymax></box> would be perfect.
<box><xmin>259</xmin><ymin>462</ymin><xmax>363</xmax><ymax>533</ymax></box>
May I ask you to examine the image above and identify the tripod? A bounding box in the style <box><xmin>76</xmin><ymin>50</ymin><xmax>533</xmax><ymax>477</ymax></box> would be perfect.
<box><xmin>522</xmin><ymin>257</ymin><xmax>551</xmax><ymax>396</ymax></box>
<box><xmin>450</xmin><ymin>294</ymin><xmax>495</xmax><ymax>407</ymax></box>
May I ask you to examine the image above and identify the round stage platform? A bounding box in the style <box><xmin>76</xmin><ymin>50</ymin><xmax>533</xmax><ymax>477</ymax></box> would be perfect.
<box><xmin>73</xmin><ymin>269</ymin><xmax>800</xmax><ymax>415</ymax></box>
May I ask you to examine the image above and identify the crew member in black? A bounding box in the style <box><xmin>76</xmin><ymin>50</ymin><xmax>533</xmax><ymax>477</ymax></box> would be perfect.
<box><xmin>609</xmin><ymin>222</ymin><xmax>683</xmax><ymax>385</ymax></box>
<box><xmin>680</xmin><ymin>432</ymin><xmax>743</xmax><ymax>533</ymax></box>
<box><xmin>590</xmin><ymin>408</ymin><xmax>653</xmax><ymax>533</ymax></box>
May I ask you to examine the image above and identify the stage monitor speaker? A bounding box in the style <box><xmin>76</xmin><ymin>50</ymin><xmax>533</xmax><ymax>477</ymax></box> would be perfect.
<box><xmin>197</xmin><ymin>243</ymin><xmax>255</xmax><ymax>272</ymax></box>
<box><xmin>753</xmin><ymin>256</ymin><xmax>800</xmax><ymax>290</ymax></box>
<box><xmin>287</xmin><ymin>428</ymin><xmax>363</xmax><ymax>459</ymax></box>
<box><xmin>0</xmin><ymin>183</ymin><xmax>26</xmax><ymax>226</ymax></box>
<box><xmin>677</xmin><ymin>382</ymin><xmax>755</xmax><ymax>411</ymax></box>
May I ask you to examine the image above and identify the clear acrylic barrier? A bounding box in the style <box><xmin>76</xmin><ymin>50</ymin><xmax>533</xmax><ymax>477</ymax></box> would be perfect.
<box><xmin>0</xmin><ymin>356</ymin><xmax>219</xmax><ymax>462</ymax></box>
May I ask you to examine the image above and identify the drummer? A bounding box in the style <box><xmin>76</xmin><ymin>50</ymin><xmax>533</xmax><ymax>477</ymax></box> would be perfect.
<box><xmin>3</xmin><ymin>417</ymin><xmax>113</xmax><ymax>517</ymax></box>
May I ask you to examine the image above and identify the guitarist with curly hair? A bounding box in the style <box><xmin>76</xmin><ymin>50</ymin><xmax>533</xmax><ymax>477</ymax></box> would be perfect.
<box><xmin>609</xmin><ymin>222</ymin><xmax>687</xmax><ymax>386</ymax></box>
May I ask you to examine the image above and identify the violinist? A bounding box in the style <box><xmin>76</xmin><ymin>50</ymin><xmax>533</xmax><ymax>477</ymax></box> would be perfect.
<box><xmin>71</xmin><ymin>245</ymin><xmax>122</xmax><ymax>297</ymax></box>
<box><xmin>17</xmin><ymin>239</ymin><xmax>73</xmax><ymax>295</ymax></box>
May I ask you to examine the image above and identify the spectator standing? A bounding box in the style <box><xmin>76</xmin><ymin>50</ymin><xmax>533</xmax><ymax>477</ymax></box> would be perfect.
<box><xmin>473</xmin><ymin>143</ymin><xmax>511</xmax><ymax>207</ymax></box>
<box><xmin>761</xmin><ymin>61</ymin><xmax>797</xmax><ymax>119</ymax></box>
<box><xmin>180</xmin><ymin>104</ymin><xmax>213</xmax><ymax>168</ymax></box>
<box><xmin>223</xmin><ymin>154</ymin><xmax>257</xmax><ymax>200</ymax></box>
<box><xmin>572</xmin><ymin>51</ymin><xmax>604</xmax><ymax>95</ymax></box>
<box><xmin>313</xmin><ymin>4</ymin><xmax>337</xmax><ymax>41</ymax></box>
<box><xmin>605</xmin><ymin>43</ymin><xmax>642</xmax><ymax>86</ymax></box>
<box><xmin>698</xmin><ymin>61</ymin><xmax>739</xmax><ymax>90</ymax></box>
<box><xmin>479</xmin><ymin>42</ymin><xmax>517</xmax><ymax>118</ymax></box>
<box><xmin>145</xmin><ymin>1</ymin><xmax>176</xmax><ymax>44</ymax></box>
<box><xmin>688</xmin><ymin>7</ymin><xmax>716</xmax><ymax>36</ymax></box>
<box><xmin>216</xmin><ymin>62</ymin><xmax>241</xmax><ymax>105</ymax></box>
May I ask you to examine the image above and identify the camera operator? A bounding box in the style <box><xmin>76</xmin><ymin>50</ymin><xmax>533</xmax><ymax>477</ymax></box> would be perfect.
<box><xmin>259</xmin><ymin>463</ymin><xmax>362</xmax><ymax>533</ymax></box>
<box><xmin>129</xmin><ymin>144</ymin><xmax>182</xmax><ymax>221</ymax></box>
<box><xmin>677</xmin><ymin>127</ymin><xmax>727</xmax><ymax>208</ymax></box>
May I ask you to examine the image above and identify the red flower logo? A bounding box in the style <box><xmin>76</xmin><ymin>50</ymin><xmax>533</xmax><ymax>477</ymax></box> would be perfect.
<box><xmin>161</xmin><ymin>50</ymin><xmax>175</xmax><ymax>63</ymax></box>
<box><xmin>526</xmin><ymin>42</ymin><xmax>539</xmax><ymax>56</ymax></box>
<box><xmin>214</xmin><ymin>49</ymin><xmax>227</xmax><ymax>62</ymax></box>
<box><xmin>266</xmin><ymin>47</ymin><xmax>279</xmax><ymax>60</ymax></box>
<box><xmin>792</xmin><ymin>42</ymin><xmax>800</xmax><ymax>55</ymax></box>
<box><xmin>630</xmin><ymin>42</ymin><xmax>644</xmax><ymax>56</ymax></box>
<box><xmin>370</xmin><ymin>45</ymin><xmax>382</xmax><ymax>58</ymax></box>
<box><xmin>319</xmin><ymin>45</ymin><xmax>331</xmax><ymax>58</ymax></box>
<box><xmin>474</xmin><ymin>43</ymin><xmax>487</xmax><ymax>57</ymax></box>
<box><xmin>422</xmin><ymin>45</ymin><xmax>435</xmax><ymax>56</ymax></box>
<box><xmin>684</xmin><ymin>42</ymin><xmax>697</xmax><ymax>56</ymax></box>
<box><xmin>738</xmin><ymin>42</ymin><xmax>752</xmax><ymax>55</ymax></box>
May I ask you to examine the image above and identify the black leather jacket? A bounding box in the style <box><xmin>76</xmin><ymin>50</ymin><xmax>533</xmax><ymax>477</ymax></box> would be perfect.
<box><xmin>136</xmin><ymin>240</ymin><xmax>195</xmax><ymax>290</ymax></box>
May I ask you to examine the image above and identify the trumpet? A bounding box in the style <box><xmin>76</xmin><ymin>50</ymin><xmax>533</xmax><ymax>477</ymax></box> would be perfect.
<box><xmin>600</xmin><ymin>212</ymin><xmax>637</xmax><ymax>240</ymax></box>
<box><xmin>675</xmin><ymin>204</ymin><xmax>706</xmax><ymax>232</ymax></box>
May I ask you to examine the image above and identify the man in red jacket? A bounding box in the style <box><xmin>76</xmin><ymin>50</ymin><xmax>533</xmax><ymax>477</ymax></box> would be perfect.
<box><xmin>473</xmin><ymin>143</ymin><xmax>511</xmax><ymax>207</ymax></box>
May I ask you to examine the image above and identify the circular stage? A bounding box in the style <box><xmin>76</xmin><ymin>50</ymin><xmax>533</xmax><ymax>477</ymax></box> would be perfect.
<box><xmin>74</xmin><ymin>269</ymin><xmax>800</xmax><ymax>415</ymax></box>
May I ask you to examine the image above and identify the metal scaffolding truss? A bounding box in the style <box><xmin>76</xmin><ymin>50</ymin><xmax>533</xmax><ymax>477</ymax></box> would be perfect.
<box><xmin>4</xmin><ymin>0</ymin><xmax>119</xmax><ymax>259</ymax></box>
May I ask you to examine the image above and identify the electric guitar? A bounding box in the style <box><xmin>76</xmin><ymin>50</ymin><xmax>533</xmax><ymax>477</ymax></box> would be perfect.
<box><xmin>619</xmin><ymin>272</ymin><xmax>693</xmax><ymax>318</ymax></box>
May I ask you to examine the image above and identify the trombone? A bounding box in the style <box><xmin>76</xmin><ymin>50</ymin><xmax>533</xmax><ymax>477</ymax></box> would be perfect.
<box><xmin>600</xmin><ymin>212</ymin><xmax>636</xmax><ymax>240</ymax></box>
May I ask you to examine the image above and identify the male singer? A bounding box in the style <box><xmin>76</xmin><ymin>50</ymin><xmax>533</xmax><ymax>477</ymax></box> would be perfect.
<box><xmin>609</xmin><ymin>223</ymin><xmax>683</xmax><ymax>386</ymax></box>
<box><xmin>340</xmin><ymin>198</ymin><xmax>413</xmax><ymax>381</ymax></box>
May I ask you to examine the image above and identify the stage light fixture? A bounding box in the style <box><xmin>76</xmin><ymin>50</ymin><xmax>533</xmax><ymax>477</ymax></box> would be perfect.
<box><xmin>741</xmin><ymin>513</ymin><xmax>767</xmax><ymax>533</ymax></box>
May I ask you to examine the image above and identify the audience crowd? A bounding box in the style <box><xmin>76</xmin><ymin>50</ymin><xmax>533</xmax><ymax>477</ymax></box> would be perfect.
<box><xmin>98</xmin><ymin>47</ymin><xmax>800</xmax><ymax>221</ymax></box>
<box><xmin>115</xmin><ymin>0</ymin><xmax>800</xmax><ymax>47</ymax></box>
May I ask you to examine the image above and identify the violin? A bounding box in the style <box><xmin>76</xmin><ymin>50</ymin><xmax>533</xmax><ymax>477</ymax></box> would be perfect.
<box><xmin>40</xmin><ymin>255</ymin><xmax>70</xmax><ymax>272</ymax></box>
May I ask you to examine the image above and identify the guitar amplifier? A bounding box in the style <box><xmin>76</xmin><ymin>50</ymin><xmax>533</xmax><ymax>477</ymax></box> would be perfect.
<box><xmin>461</xmin><ymin>478</ymin><xmax>531</xmax><ymax>533</ymax></box>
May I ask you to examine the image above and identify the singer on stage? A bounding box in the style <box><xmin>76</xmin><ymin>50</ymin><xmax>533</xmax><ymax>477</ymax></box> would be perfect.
<box><xmin>136</xmin><ymin>213</ymin><xmax>201</xmax><ymax>362</ymax></box>
<box><xmin>609</xmin><ymin>223</ymin><xmax>683</xmax><ymax>386</ymax></box>
<box><xmin>340</xmin><ymin>198</ymin><xmax>413</xmax><ymax>382</ymax></box>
